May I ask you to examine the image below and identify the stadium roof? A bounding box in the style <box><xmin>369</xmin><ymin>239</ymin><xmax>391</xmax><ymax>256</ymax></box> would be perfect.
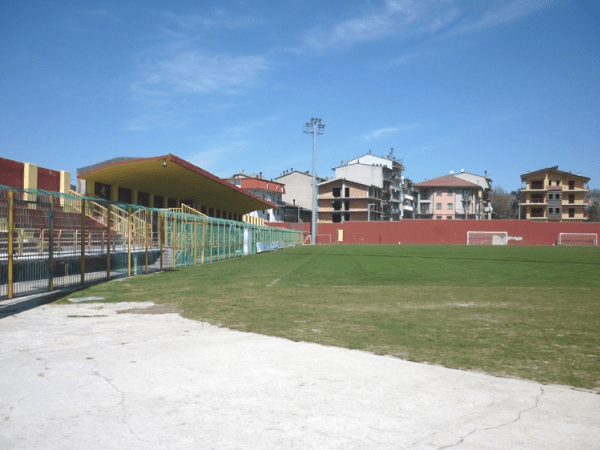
<box><xmin>77</xmin><ymin>154</ymin><xmax>276</xmax><ymax>214</ymax></box>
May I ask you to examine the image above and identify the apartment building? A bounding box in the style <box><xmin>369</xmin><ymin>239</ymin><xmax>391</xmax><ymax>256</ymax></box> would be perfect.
<box><xmin>330</xmin><ymin>150</ymin><xmax>415</xmax><ymax>220</ymax></box>
<box><xmin>225</xmin><ymin>172</ymin><xmax>285</xmax><ymax>222</ymax></box>
<box><xmin>414</xmin><ymin>172</ymin><xmax>491</xmax><ymax>220</ymax></box>
<box><xmin>275</xmin><ymin>169</ymin><xmax>325</xmax><ymax>223</ymax></box>
<box><xmin>318</xmin><ymin>178</ymin><xmax>383</xmax><ymax>223</ymax></box>
<box><xmin>520</xmin><ymin>166</ymin><xmax>590</xmax><ymax>221</ymax></box>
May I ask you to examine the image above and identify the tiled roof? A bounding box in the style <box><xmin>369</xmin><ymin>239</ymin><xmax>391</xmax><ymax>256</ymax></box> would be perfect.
<box><xmin>520</xmin><ymin>166</ymin><xmax>590</xmax><ymax>182</ymax></box>
<box><xmin>414</xmin><ymin>175</ymin><xmax>480</xmax><ymax>188</ymax></box>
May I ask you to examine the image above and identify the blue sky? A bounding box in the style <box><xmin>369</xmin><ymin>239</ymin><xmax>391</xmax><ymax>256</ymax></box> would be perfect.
<box><xmin>2</xmin><ymin>1</ymin><xmax>599</xmax><ymax>191</ymax></box>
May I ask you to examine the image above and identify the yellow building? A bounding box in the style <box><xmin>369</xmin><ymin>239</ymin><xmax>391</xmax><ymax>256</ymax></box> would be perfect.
<box><xmin>77</xmin><ymin>154</ymin><xmax>274</xmax><ymax>221</ymax></box>
<box><xmin>520</xmin><ymin>166</ymin><xmax>590</xmax><ymax>221</ymax></box>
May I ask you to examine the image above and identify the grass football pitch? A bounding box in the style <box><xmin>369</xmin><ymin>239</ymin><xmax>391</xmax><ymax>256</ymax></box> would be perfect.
<box><xmin>61</xmin><ymin>244</ymin><xmax>600</xmax><ymax>391</ymax></box>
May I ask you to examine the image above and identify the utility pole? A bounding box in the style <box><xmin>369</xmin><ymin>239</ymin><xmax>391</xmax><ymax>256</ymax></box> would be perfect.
<box><xmin>303</xmin><ymin>118</ymin><xmax>325</xmax><ymax>245</ymax></box>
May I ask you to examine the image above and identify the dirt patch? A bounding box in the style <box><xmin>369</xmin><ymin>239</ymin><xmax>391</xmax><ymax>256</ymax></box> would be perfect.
<box><xmin>118</xmin><ymin>305</ymin><xmax>182</xmax><ymax>315</ymax></box>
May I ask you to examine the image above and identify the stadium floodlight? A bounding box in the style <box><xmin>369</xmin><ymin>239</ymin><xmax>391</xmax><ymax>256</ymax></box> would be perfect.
<box><xmin>303</xmin><ymin>117</ymin><xmax>325</xmax><ymax>245</ymax></box>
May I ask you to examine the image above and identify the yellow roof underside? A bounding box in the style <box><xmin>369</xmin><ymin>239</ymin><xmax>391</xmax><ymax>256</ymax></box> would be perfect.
<box><xmin>79</xmin><ymin>156</ymin><xmax>272</xmax><ymax>215</ymax></box>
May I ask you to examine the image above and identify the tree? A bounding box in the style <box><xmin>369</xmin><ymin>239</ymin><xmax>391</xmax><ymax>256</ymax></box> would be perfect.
<box><xmin>489</xmin><ymin>187</ymin><xmax>518</xmax><ymax>219</ymax></box>
<box><xmin>587</xmin><ymin>200</ymin><xmax>599</xmax><ymax>222</ymax></box>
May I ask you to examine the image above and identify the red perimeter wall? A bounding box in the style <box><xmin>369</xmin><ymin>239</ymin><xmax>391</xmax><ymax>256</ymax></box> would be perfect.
<box><xmin>267</xmin><ymin>221</ymin><xmax>600</xmax><ymax>246</ymax></box>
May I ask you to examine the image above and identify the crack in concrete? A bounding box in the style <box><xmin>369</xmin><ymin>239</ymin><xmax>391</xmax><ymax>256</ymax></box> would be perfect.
<box><xmin>436</xmin><ymin>386</ymin><xmax>545</xmax><ymax>450</ymax></box>
<box><xmin>1</xmin><ymin>387</ymin><xmax>48</xmax><ymax>424</ymax></box>
<box><xmin>89</xmin><ymin>359</ymin><xmax>154</xmax><ymax>446</ymax></box>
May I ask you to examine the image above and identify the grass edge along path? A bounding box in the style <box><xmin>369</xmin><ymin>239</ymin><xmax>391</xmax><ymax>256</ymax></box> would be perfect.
<box><xmin>58</xmin><ymin>244</ymin><xmax>600</xmax><ymax>392</ymax></box>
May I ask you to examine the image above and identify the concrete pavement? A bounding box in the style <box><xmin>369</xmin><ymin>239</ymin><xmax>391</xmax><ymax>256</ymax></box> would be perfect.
<box><xmin>1</xmin><ymin>300</ymin><xmax>599</xmax><ymax>449</ymax></box>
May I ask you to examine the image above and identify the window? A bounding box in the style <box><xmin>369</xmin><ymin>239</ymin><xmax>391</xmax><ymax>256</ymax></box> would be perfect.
<box><xmin>436</xmin><ymin>189</ymin><xmax>442</xmax><ymax>195</ymax></box>
<box><xmin>94</xmin><ymin>182</ymin><xmax>112</xmax><ymax>200</ymax></box>
<box><xmin>436</xmin><ymin>203</ymin><xmax>442</xmax><ymax>210</ymax></box>
<box><xmin>345</xmin><ymin>187</ymin><xmax>350</xmax><ymax>197</ymax></box>
<box><xmin>447</xmin><ymin>189</ymin><xmax>453</xmax><ymax>195</ymax></box>
<box><xmin>569</xmin><ymin>208</ymin><xmax>575</xmax><ymax>218</ymax></box>
<box><xmin>154</xmin><ymin>195</ymin><xmax>164</xmax><ymax>208</ymax></box>
<box><xmin>333</xmin><ymin>214</ymin><xmax>341</xmax><ymax>223</ymax></box>
<box><xmin>344</xmin><ymin>213</ymin><xmax>350</xmax><ymax>222</ymax></box>
<box><xmin>447</xmin><ymin>203</ymin><xmax>453</xmax><ymax>210</ymax></box>
<box><xmin>137</xmin><ymin>191</ymin><xmax>150</xmax><ymax>207</ymax></box>
<box><xmin>569</xmin><ymin>181</ymin><xmax>575</xmax><ymax>190</ymax></box>
<box><xmin>447</xmin><ymin>216</ymin><xmax>452</xmax><ymax>220</ymax></box>
<box><xmin>333</xmin><ymin>201</ymin><xmax>341</xmax><ymax>211</ymax></box>
<box><xmin>332</xmin><ymin>187</ymin><xmax>341</xmax><ymax>198</ymax></box>
<box><xmin>436</xmin><ymin>216</ymin><xmax>442</xmax><ymax>220</ymax></box>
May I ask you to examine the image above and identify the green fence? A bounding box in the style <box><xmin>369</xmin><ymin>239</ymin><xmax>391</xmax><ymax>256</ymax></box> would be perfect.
<box><xmin>0</xmin><ymin>185</ymin><xmax>303</xmax><ymax>300</ymax></box>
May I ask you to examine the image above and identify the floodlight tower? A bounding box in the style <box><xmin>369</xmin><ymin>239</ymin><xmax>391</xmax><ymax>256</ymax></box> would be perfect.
<box><xmin>303</xmin><ymin>118</ymin><xmax>325</xmax><ymax>245</ymax></box>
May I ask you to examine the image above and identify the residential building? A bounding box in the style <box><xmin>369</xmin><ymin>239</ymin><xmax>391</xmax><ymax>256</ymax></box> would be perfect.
<box><xmin>520</xmin><ymin>166</ymin><xmax>590</xmax><ymax>221</ymax></box>
<box><xmin>328</xmin><ymin>150</ymin><xmax>415</xmax><ymax>220</ymax></box>
<box><xmin>414</xmin><ymin>172</ymin><xmax>491</xmax><ymax>220</ymax></box>
<box><xmin>275</xmin><ymin>169</ymin><xmax>325</xmax><ymax>223</ymax></box>
<box><xmin>225</xmin><ymin>172</ymin><xmax>285</xmax><ymax>222</ymax></box>
<box><xmin>318</xmin><ymin>178</ymin><xmax>383</xmax><ymax>223</ymax></box>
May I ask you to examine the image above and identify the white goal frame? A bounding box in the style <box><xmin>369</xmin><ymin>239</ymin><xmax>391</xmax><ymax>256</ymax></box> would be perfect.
<box><xmin>302</xmin><ymin>234</ymin><xmax>332</xmax><ymax>245</ymax></box>
<box><xmin>467</xmin><ymin>231</ymin><xmax>508</xmax><ymax>246</ymax></box>
<box><xmin>557</xmin><ymin>233</ymin><xmax>597</xmax><ymax>246</ymax></box>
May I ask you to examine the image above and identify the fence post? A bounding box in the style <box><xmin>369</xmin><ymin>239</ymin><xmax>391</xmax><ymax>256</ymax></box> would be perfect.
<box><xmin>49</xmin><ymin>195</ymin><xmax>54</xmax><ymax>292</ymax></box>
<box><xmin>81</xmin><ymin>198</ymin><xmax>85</xmax><ymax>285</ymax></box>
<box><xmin>210</xmin><ymin>221</ymin><xmax>214</xmax><ymax>262</ymax></box>
<box><xmin>159</xmin><ymin>212</ymin><xmax>164</xmax><ymax>271</ymax></box>
<box><xmin>106</xmin><ymin>204</ymin><xmax>111</xmax><ymax>280</ymax></box>
<box><xmin>173</xmin><ymin>215</ymin><xmax>177</xmax><ymax>268</ymax></box>
<box><xmin>145</xmin><ymin>214</ymin><xmax>149</xmax><ymax>274</ymax></box>
<box><xmin>7</xmin><ymin>189</ymin><xmax>14</xmax><ymax>299</ymax></box>
<box><xmin>194</xmin><ymin>219</ymin><xmax>198</xmax><ymax>265</ymax></box>
<box><xmin>201</xmin><ymin>220</ymin><xmax>206</xmax><ymax>264</ymax></box>
<box><xmin>128</xmin><ymin>206</ymin><xmax>132</xmax><ymax>277</ymax></box>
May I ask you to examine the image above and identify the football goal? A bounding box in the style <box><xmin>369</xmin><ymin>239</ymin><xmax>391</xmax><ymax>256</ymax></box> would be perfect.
<box><xmin>557</xmin><ymin>233</ymin><xmax>597</xmax><ymax>246</ymax></box>
<box><xmin>467</xmin><ymin>231</ymin><xmax>508</xmax><ymax>246</ymax></box>
<box><xmin>302</xmin><ymin>234</ymin><xmax>332</xmax><ymax>245</ymax></box>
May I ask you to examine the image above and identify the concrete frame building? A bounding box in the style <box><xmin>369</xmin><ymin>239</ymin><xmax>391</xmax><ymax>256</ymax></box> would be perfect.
<box><xmin>324</xmin><ymin>150</ymin><xmax>415</xmax><ymax>221</ymax></box>
<box><xmin>318</xmin><ymin>178</ymin><xmax>383</xmax><ymax>223</ymax></box>
<box><xmin>520</xmin><ymin>166</ymin><xmax>590</xmax><ymax>221</ymax></box>
<box><xmin>414</xmin><ymin>172</ymin><xmax>492</xmax><ymax>220</ymax></box>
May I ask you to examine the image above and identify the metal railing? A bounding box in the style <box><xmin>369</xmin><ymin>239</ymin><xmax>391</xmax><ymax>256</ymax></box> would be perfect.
<box><xmin>1</xmin><ymin>185</ymin><xmax>303</xmax><ymax>300</ymax></box>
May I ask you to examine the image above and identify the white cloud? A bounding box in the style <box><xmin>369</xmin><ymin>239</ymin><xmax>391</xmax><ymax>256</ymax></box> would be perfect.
<box><xmin>188</xmin><ymin>147</ymin><xmax>236</xmax><ymax>171</ymax></box>
<box><xmin>364</xmin><ymin>123</ymin><xmax>420</xmax><ymax>140</ymax></box>
<box><xmin>132</xmin><ymin>50</ymin><xmax>270</xmax><ymax>99</ymax></box>
<box><xmin>304</xmin><ymin>1</ymin><xmax>546</xmax><ymax>52</ymax></box>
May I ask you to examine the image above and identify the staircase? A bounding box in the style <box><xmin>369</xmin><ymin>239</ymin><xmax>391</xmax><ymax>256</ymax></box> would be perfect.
<box><xmin>68</xmin><ymin>190</ymin><xmax>149</xmax><ymax>245</ymax></box>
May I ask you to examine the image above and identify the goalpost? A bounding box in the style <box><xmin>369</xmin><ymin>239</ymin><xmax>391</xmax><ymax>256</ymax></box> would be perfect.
<box><xmin>467</xmin><ymin>231</ymin><xmax>508</xmax><ymax>246</ymax></box>
<box><xmin>557</xmin><ymin>233</ymin><xmax>598</xmax><ymax>246</ymax></box>
<box><xmin>302</xmin><ymin>234</ymin><xmax>332</xmax><ymax>245</ymax></box>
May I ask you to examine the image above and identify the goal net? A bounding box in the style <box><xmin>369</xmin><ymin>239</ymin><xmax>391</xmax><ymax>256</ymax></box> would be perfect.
<box><xmin>467</xmin><ymin>231</ymin><xmax>508</xmax><ymax>246</ymax></box>
<box><xmin>557</xmin><ymin>233</ymin><xmax>597</xmax><ymax>246</ymax></box>
<box><xmin>302</xmin><ymin>234</ymin><xmax>332</xmax><ymax>245</ymax></box>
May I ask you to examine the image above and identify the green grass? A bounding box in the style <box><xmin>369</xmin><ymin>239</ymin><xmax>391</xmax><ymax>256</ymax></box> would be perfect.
<box><xmin>58</xmin><ymin>244</ymin><xmax>600</xmax><ymax>391</ymax></box>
